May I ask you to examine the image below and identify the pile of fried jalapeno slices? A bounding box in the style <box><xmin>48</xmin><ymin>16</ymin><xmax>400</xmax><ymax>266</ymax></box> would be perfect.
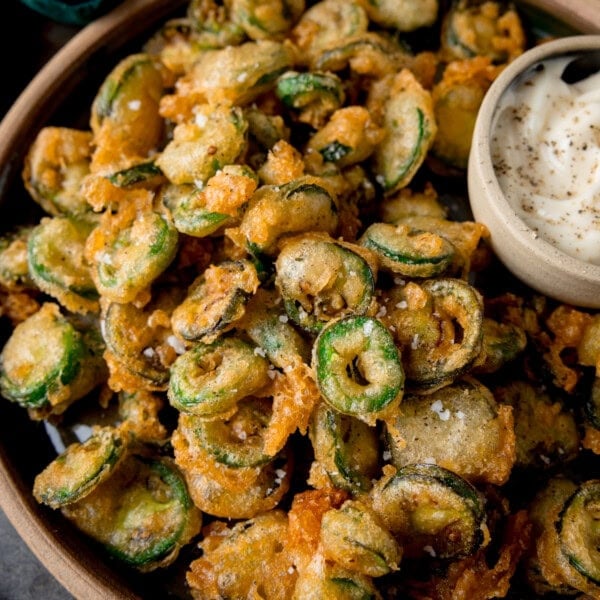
<box><xmin>1</xmin><ymin>0</ymin><xmax>600</xmax><ymax>598</ymax></box>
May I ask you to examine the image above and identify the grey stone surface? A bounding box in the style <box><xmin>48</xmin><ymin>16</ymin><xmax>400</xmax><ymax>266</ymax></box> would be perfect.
<box><xmin>0</xmin><ymin>508</ymin><xmax>72</xmax><ymax>600</ymax></box>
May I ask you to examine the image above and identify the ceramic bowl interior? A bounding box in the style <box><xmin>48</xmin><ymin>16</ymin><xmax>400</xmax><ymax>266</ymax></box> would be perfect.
<box><xmin>468</xmin><ymin>34</ymin><xmax>600</xmax><ymax>308</ymax></box>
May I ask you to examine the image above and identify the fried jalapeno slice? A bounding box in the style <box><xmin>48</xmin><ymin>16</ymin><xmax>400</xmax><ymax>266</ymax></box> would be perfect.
<box><xmin>187</xmin><ymin>511</ymin><xmax>296</xmax><ymax>600</ymax></box>
<box><xmin>370</xmin><ymin>69</ymin><xmax>437</xmax><ymax>195</ymax></box>
<box><xmin>168</xmin><ymin>337</ymin><xmax>270</xmax><ymax>417</ymax></box>
<box><xmin>360</xmin><ymin>222</ymin><xmax>455</xmax><ymax>278</ymax></box>
<box><xmin>28</xmin><ymin>216</ymin><xmax>99</xmax><ymax>314</ymax></box>
<box><xmin>171</xmin><ymin>259</ymin><xmax>259</xmax><ymax>343</ymax></box>
<box><xmin>320</xmin><ymin>499</ymin><xmax>402</xmax><ymax>577</ymax></box>
<box><xmin>440</xmin><ymin>0</ymin><xmax>525</xmax><ymax>64</ymax></box>
<box><xmin>276</xmin><ymin>235</ymin><xmax>376</xmax><ymax>333</ymax></box>
<box><xmin>370</xmin><ymin>463</ymin><xmax>487</xmax><ymax>559</ymax></box>
<box><xmin>528</xmin><ymin>478</ymin><xmax>600</xmax><ymax>597</ymax></box>
<box><xmin>22</xmin><ymin>126</ymin><xmax>93</xmax><ymax>217</ymax></box>
<box><xmin>91</xmin><ymin>53</ymin><xmax>165</xmax><ymax>174</ymax></box>
<box><xmin>385</xmin><ymin>378</ymin><xmax>515</xmax><ymax>485</ymax></box>
<box><xmin>229</xmin><ymin>176</ymin><xmax>339</xmax><ymax>256</ymax></box>
<box><xmin>102</xmin><ymin>285</ymin><xmax>185</xmax><ymax>389</ymax></box>
<box><xmin>61</xmin><ymin>454</ymin><xmax>201</xmax><ymax>572</ymax></box>
<box><xmin>310</xmin><ymin>402</ymin><xmax>380</xmax><ymax>493</ymax></box>
<box><xmin>0</xmin><ymin>226</ymin><xmax>35</xmax><ymax>291</ymax></box>
<box><xmin>192</xmin><ymin>396</ymin><xmax>273</xmax><ymax>468</ymax></box>
<box><xmin>384</xmin><ymin>278</ymin><xmax>483</xmax><ymax>392</ymax></box>
<box><xmin>276</xmin><ymin>70</ymin><xmax>345</xmax><ymax>127</ymax></box>
<box><xmin>312</xmin><ymin>315</ymin><xmax>404</xmax><ymax>424</ymax></box>
<box><xmin>0</xmin><ymin>303</ymin><xmax>106</xmax><ymax>415</ymax></box>
<box><xmin>33</xmin><ymin>427</ymin><xmax>126</xmax><ymax>509</ymax></box>
<box><xmin>558</xmin><ymin>480</ymin><xmax>600</xmax><ymax>589</ymax></box>
<box><xmin>86</xmin><ymin>201</ymin><xmax>179</xmax><ymax>304</ymax></box>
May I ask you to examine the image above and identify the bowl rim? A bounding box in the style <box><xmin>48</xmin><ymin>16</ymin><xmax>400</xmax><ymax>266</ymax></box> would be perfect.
<box><xmin>469</xmin><ymin>34</ymin><xmax>600</xmax><ymax>306</ymax></box>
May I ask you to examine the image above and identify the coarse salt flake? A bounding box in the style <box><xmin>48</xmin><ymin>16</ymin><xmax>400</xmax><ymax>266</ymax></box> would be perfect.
<box><xmin>127</xmin><ymin>99</ymin><xmax>141</xmax><ymax>111</ymax></box>
<box><xmin>363</xmin><ymin>320</ymin><xmax>374</xmax><ymax>335</ymax></box>
<box><xmin>431</xmin><ymin>400</ymin><xmax>444</xmax><ymax>413</ymax></box>
<box><xmin>167</xmin><ymin>335</ymin><xmax>186</xmax><ymax>355</ymax></box>
<box><xmin>278</xmin><ymin>314</ymin><xmax>289</xmax><ymax>323</ymax></box>
<box><xmin>195</xmin><ymin>113</ymin><xmax>208</xmax><ymax>127</ymax></box>
<box><xmin>376</xmin><ymin>305</ymin><xmax>387</xmax><ymax>318</ymax></box>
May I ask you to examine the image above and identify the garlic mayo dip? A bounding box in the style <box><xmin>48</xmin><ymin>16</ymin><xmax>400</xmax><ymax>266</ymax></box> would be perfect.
<box><xmin>490</xmin><ymin>55</ymin><xmax>600</xmax><ymax>265</ymax></box>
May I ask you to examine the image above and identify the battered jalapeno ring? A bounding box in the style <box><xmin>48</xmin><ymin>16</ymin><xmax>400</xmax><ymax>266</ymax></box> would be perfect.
<box><xmin>168</xmin><ymin>337</ymin><xmax>270</xmax><ymax>417</ymax></box>
<box><xmin>312</xmin><ymin>315</ymin><xmax>404</xmax><ymax>424</ymax></box>
<box><xmin>276</xmin><ymin>234</ymin><xmax>376</xmax><ymax>333</ymax></box>
<box><xmin>61</xmin><ymin>454</ymin><xmax>202</xmax><ymax>572</ymax></box>
<box><xmin>369</xmin><ymin>463</ymin><xmax>487</xmax><ymax>559</ymax></box>
<box><xmin>309</xmin><ymin>401</ymin><xmax>380</xmax><ymax>493</ymax></box>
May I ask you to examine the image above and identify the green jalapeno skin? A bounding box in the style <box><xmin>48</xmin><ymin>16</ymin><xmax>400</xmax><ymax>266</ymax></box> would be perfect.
<box><xmin>557</xmin><ymin>480</ymin><xmax>600</xmax><ymax>587</ymax></box>
<box><xmin>105</xmin><ymin>161</ymin><xmax>164</xmax><ymax>188</ymax></box>
<box><xmin>360</xmin><ymin>222</ymin><xmax>455</xmax><ymax>278</ymax></box>
<box><xmin>312</xmin><ymin>316</ymin><xmax>404</xmax><ymax>424</ymax></box>
<box><xmin>28</xmin><ymin>216</ymin><xmax>99</xmax><ymax>314</ymax></box>
<box><xmin>33</xmin><ymin>427</ymin><xmax>126</xmax><ymax>509</ymax></box>
<box><xmin>370</xmin><ymin>462</ymin><xmax>486</xmax><ymax>559</ymax></box>
<box><xmin>472</xmin><ymin>318</ymin><xmax>527</xmax><ymax>375</ymax></box>
<box><xmin>168</xmin><ymin>337</ymin><xmax>270</xmax><ymax>417</ymax></box>
<box><xmin>163</xmin><ymin>184</ymin><xmax>232</xmax><ymax>238</ymax></box>
<box><xmin>61</xmin><ymin>454</ymin><xmax>201</xmax><ymax>571</ymax></box>
<box><xmin>276</xmin><ymin>70</ymin><xmax>345</xmax><ymax>121</ymax></box>
<box><xmin>243</xmin><ymin>291</ymin><xmax>311</xmax><ymax>369</ymax></box>
<box><xmin>584</xmin><ymin>378</ymin><xmax>600</xmax><ymax>430</ymax></box>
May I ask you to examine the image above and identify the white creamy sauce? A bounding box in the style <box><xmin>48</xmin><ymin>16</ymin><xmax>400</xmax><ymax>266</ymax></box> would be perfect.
<box><xmin>491</xmin><ymin>55</ymin><xmax>600</xmax><ymax>264</ymax></box>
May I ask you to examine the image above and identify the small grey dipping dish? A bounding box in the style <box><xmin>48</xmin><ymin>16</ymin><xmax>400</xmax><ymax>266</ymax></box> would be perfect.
<box><xmin>468</xmin><ymin>35</ymin><xmax>600</xmax><ymax>309</ymax></box>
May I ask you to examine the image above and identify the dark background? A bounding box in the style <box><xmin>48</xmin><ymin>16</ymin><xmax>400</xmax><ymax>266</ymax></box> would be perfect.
<box><xmin>2</xmin><ymin>3</ymin><xmax>78</xmax><ymax>597</ymax></box>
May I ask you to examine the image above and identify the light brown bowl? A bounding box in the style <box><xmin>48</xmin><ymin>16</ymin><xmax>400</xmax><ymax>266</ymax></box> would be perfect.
<box><xmin>1</xmin><ymin>2</ymin><xmax>600</xmax><ymax>600</ymax></box>
<box><xmin>468</xmin><ymin>34</ymin><xmax>600</xmax><ymax>308</ymax></box>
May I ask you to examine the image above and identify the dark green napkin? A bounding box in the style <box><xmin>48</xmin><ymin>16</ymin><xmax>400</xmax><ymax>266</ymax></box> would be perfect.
<box><xmin>20</xmin><ymin>0</ymin><xmax>120</xmax><ymax>26</ymax></box>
